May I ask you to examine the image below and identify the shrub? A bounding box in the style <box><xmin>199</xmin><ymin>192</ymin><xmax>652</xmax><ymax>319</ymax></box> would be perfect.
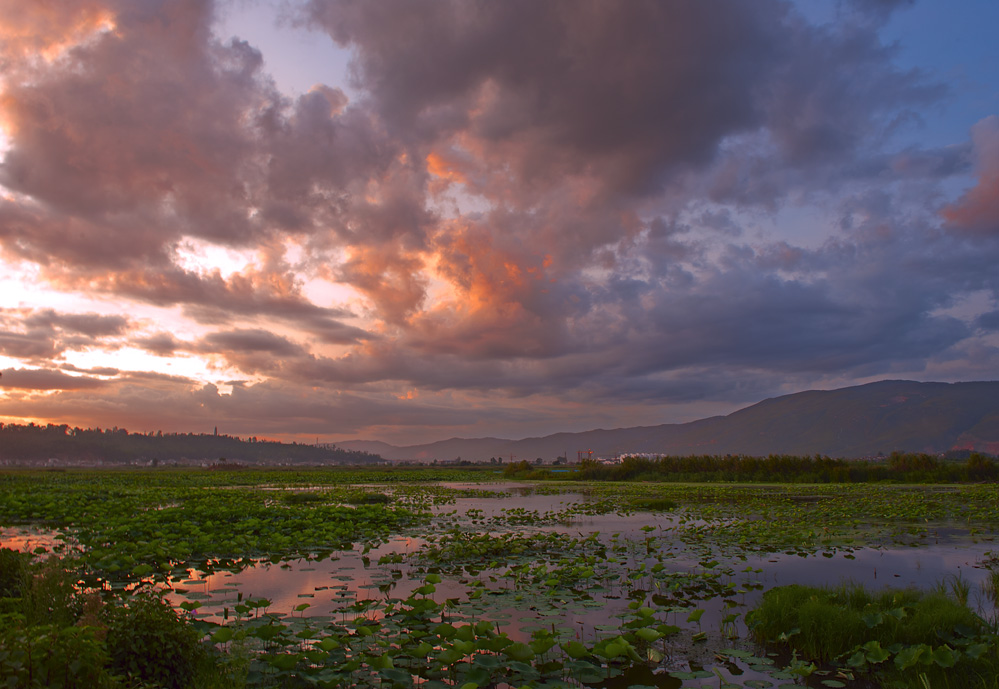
<box><xmin>0</xmin><ymin>622</ymin><xmax>115</xmax><ymax>689</ymax></box>
<box><xmin>282</xmin><ymin>491</ymin><xmax>324</xmax><ymax>504</ymax></box>
<box><xmin>0</xmin><ymin>548</ymin><xmax>29</xmax><ymax>598</ymax></box>
<box><xmin>22</xmin><ymin>557</ymin><xmax>85</xmax><ymax>627</ymax></box>
<box><xmin>346</xmin><ymin>491</ymin><xmax>391</xmax><ymax>505</ymax></box>
<box><xmin>104</xmin><ymin>593</ymin><xmax>204</xmax><ymax>689</ymax></box>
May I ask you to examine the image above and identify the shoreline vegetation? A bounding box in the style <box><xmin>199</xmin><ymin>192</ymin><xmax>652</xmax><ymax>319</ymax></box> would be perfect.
<box><xmin>0</xmin><ymin>423</ymin><xmax>381</xmax><ymax>466</ymax></box>
<box><xmin>1</xmin><ymin>467</ymin><xmax>998</xmax><ymax>687</ymax></box>
<box><xmin>1</xmin><ymin>422</ymin><xmax>997</xmax><ymax>486</ymax></box>
<box><xmin>506</xmin><ymin>452</ymin><xmax>999</xmax><ymax>484</ymax></box>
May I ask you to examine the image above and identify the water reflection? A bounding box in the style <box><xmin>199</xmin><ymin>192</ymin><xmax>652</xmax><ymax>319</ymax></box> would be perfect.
<box><xmin>6</xmin><ymin>482</ymin><xmax>997</xmax><ymax>688</ymax></box>
<box><xmin>163</xmin><ymin>485</ymin><xmax>997</xmax><ymax>635</ymax></box>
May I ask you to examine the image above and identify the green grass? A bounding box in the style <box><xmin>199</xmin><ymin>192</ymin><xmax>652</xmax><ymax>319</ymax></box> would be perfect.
<box><xmin>748</xmin><ymin>582</ymin><xmax>999</xmax><ymax>688</ymax></box>
<box><xmin>627</xmin><ymin>497</ymin><xmax>677</xmax><ymax>511</ymax></box>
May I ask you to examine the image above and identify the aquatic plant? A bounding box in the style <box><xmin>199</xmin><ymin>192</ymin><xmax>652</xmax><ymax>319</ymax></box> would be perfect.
<box><xmin>748</xmin><ymin>583</ymin><xmax>999</xmax><ymax>688</ymax></box>
<box><xmin>0</xmin><ymin>623</ymin><xmax>115</xmax><ymax>688</ymax></box>
<box><xmin>4</xmin><ymin>468</ymin><xmax>999</xmax><ymax>688</ymax></box>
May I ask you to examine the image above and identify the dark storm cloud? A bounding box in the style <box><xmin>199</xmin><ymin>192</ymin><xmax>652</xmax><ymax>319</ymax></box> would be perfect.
<box><xmin>305</xmin><ymin>0</ymin><xmax>787</xmax><ymax>199</ymax></box>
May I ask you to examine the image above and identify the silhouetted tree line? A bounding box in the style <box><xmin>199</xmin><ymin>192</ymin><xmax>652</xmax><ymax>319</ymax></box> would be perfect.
<box><xmin>0</xmin><ymin>423</ymin><xmax>382</xmax><ymax>466</ymax></box>
<box><xmin>505</xmin><ymin>452</ymin><xmax>998</xmax><ymax>483</ymax></box>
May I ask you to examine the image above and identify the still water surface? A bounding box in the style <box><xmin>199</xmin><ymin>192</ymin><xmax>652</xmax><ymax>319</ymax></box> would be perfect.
<box><xmin>3</xmin><ymin>482</ymin><xmax>996</xmax><ymax>687</ymax></box>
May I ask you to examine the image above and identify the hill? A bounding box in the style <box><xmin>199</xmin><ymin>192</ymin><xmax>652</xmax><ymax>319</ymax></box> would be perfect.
<box><xmin>339</xmin><ymin>380</ymin><xmax>999</xmax><ymax>461</ymax></box>
<box><xmin>0</xmin><ymin>424</ymin><xmax>383</xmax><ymax>466</ymax></box>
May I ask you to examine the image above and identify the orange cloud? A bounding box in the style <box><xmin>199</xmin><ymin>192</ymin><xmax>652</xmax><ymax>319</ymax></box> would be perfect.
<box><xmin>426</xmin><ymin>152</ymin><xmax>465</xmax><ymax>184</ymax></box>
<box><xmin>339</xmin><ymin>245</ymin><xmax>429</xmax><ymax>324</ymax></box>
<box><xmin>0</xmin><ymin>2</ymin><xmax>115</xmax><ymax>64</ymax></box>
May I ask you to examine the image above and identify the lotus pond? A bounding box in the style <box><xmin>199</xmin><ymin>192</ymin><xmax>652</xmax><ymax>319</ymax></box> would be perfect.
<box><xmin>2</xmin><ymin>469</ymin><xmax>998</xmax><ymax>688</ymax></box>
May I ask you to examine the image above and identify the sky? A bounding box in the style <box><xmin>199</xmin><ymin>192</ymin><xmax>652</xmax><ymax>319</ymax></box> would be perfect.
<box><xmin>0</xmin><ymin>0</ymin><xmax>997</xmax><ymax>446</ymax></box>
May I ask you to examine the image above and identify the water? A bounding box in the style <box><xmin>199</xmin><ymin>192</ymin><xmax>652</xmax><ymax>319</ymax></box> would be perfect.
<box><xmin>4</xmin><ymin>482</ymin><xmax>997</xmax><ymax>688</ymax></box>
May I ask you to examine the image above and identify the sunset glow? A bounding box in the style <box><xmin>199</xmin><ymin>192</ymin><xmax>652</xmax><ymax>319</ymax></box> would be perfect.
<box><xmin>0</xmin><ymin>0</ymin><xmax>997</xmax><ymax>445</ymax></box>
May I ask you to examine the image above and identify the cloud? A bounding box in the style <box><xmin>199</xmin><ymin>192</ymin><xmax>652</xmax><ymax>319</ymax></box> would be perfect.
<box><xmin>0</xmin><ymin>308</ymin><xmax>132</xmax><ymax>362</ymax></box>
<box><xmin>0</xmin><ymin>377</ymin><xmax>488</xmax><ymax>439</ymax></box>
<box><xmin>61</xmin><ymin>363</ymin><xmax>120</xmax><ymax>376</ymax></box>
<box><xmin>0</xmin><ymin>331</ymin><xmax>61</xmax><ymax>360</ymax></box>
<box><xmin>133</xmin><ymin>332</ymin><xmax>185</xmax><ymax>357</ymax></box>
<box><xmin>943</xmin><ymin>116</ymin><xmax>999</xmax><ymax>236</ymax></box>
<box><xmin>0</xmin><ymin>367</ymin><xmax>107</xmax><ymax>390</ymax></box>
<box><xmin>978</xmin><ymin>310</ymin><xmax>999</xmax><ymax>332</ymax></box>
<box><xmin>0</xmin><ymin>0</ymin><xmax>995</xmax><ymax>443</ymax></box>
<box><xmin>840</xmin><ymin>0</ymin><xmax>915</xmax><ymax>25</ymax></box>
<box><xmin>23</xmin><ymin>309</ymin><xmax>128</xmax><ymax>337</ymax></box>
<box><xmin>305</xmin><ymin>0</ymin><xmax>786</xmax><ymax>201</ymax></box>
<box><xmin>200</xmin><ymin>328</ymin><xmax>304</xmax><ymax>355</ymax></box>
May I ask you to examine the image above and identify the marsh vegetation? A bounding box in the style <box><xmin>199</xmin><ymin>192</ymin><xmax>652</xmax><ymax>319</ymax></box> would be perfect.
<box><xmin>1</xmin><ymin>467</ymin><xmax>998</xmax><ymax>688</ymax></box>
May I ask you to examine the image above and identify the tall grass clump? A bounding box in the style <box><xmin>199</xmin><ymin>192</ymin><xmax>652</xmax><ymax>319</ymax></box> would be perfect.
<box><xmin>748</xmin><ymin>583</ymin><xmax>999</xmax><ymax>688</ymax></box>
<box><xmin>346</xmin><ymin>490</ymin><xmax>392</xmax><ymax>505</ymax></box>
<box><xmin>628</xmin><ymin>497</ymin><xmax>677</xmax><ymax>512</ymax></box>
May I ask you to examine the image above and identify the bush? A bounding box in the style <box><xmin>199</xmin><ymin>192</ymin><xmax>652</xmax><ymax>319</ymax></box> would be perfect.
<box><xmin>282</xmin><ymin>491</ymin><xmax>324</xmax><ymax>504</ymax></box>
<box><xmin>104</xmin><ymin>593</ymin><xmax>204</xmax><ymax>689</ymax></box>
<box><xmin>0</xmin><ymin>621</ymin><xmax>115</xmax><ymax>689</ymax></box>
<box><xmin>0</xmin><ymin>548</ymin><xmax>29</xmax><ymax>598</ymax></box>
<box><xmin>346</xmin><ymin>491</ymin><xmax>391</xmax><ymax>505</ymax></box>
<box><xmin>22</xmin><ymin>557</ymin><xmax>85</xmax><ymax>627</ymax></box>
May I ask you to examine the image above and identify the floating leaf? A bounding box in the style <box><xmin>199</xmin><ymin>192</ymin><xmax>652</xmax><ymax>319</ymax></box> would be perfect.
<box><xmin>931</xmin><ymin>645</ymin><xmax>958</xmax><ymax>668</ymax></box>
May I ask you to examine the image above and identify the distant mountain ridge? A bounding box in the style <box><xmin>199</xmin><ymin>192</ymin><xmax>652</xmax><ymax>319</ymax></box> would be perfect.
<box><xmin>339</xmin><ymin>380</ymin><xmax>999</xmax><ymax>461</ymax></box>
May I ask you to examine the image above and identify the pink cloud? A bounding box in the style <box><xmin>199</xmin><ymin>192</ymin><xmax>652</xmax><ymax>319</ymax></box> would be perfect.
<box><xmin>943</xmin><ymin>116</ymin><xmax>999</xmax><ymax>236</ymax></box>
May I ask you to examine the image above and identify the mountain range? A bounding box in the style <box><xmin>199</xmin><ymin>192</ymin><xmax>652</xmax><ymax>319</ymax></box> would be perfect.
<box><xmin>339</xmin><ymin>380</ymin><xmax>999</xmax><ymax>461</ymax></box>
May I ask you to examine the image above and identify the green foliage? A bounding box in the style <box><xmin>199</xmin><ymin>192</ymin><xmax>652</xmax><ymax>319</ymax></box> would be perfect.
<box><xmin>564</xmin><ymin>451</ymin><xmax>999</xmax><ymax>484</ymax></box>
<box><xmin>748</xmin><ymin>583</ymin><xmax>999</xmax><ymax>688</ymax></box>
<box><xmin>3</xmin><ymin>468</ymin><xmax>999</xmax><ymax>689</ymax></box>
<box><xmin>0</xmin><ymin>470</ymin><xmax>427</xmax><ymax>583</ymax></box>
<box><xmin>503</xmin><ymin>459</ymin><xmax>534</xmax><ymax>477</ymax></box>
<box><xmin>20</xmin><ymin>557</ymin><xmax>86</xmax><ymax>627</ymax></box>
<box><xmin>104</xmin><ymin>593</ymin><xmax>205</xmax><ymax>689</ymax></box>
<box><xmin>0</xmin><ymin>547</ymin><xmax>29</xmax><ymax>598</ymax></box>
<box><xmin>345</xmin><ymin>491</ymin><xmax>392</xmax><ymax>505</ymax></box>
<box><xmin>281</xmin><ymin>491</ymin><xmax>324</xmax><ymax>505</ymax></box>
<box><xmin>0</xmin><ymin>422</ymin><xmax>382</xmax><ymax>466</ymax></box>
<box><xmin>0</xmin><ymin>622</ymin><xmax>115</xmax><ymax>689</ymax></box>
<box><xmin>628</xmin><ymin>497</ymin><xmax>677</xmax><ymax>511</ymax></box>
